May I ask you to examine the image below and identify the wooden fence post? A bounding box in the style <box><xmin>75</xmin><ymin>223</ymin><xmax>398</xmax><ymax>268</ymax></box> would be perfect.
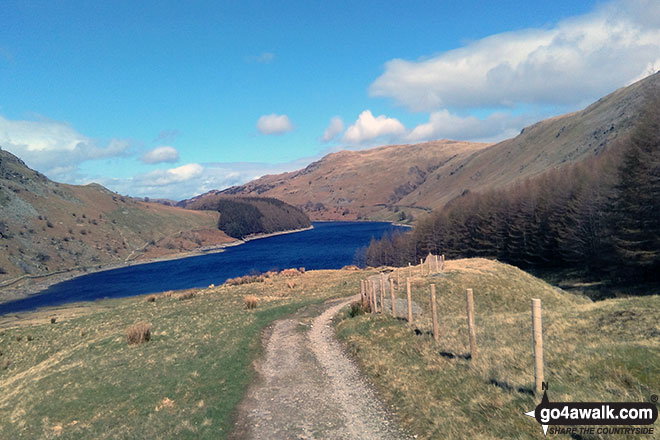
<box><xmin>360</xmin><ymin>280</ymin><xmax>365</xmax><ymax>302</ymax></box>
<box><xmin>372</xmin><ymin>280</ymin><xmax>378</xmax><ymax>313</ymax></box>
<box><xmin>531</xmin><ymin>298</ymin><xmax>544</xmax><ymax>394</ymax></box>
<box><xmin>367</xmin><ymin>280</ymin><xmax>374</xmax><ymax>314</ymax></box>
<box><xmin>406</xmin><ymin>278</ymin><xmax>413</xmax><ymax>325</ymax></box>
<box><xmin>408</xmin><ymin>262</ymin><xmax>412</xmax><ymax>277</ymax></box>
<box><xmin>397</xmin><ymin>268</ymin><xmax>400</xmax><ymax>290</ymax></box>
<box><xmin>420</xmin><ymin>258</ymin><xmax>424</xmax><ymax>276</ymax></box>
<box><xmin>466</xmin><ymin>288</ymin><xmax>477</xmax><ymax>360</ymax></box>
<box><xmin>365</xmin><ymin>280</ymin><xmax>370</xmax><ymax>312</ymax></box>
<box><xmin>430</xmin><ymin>284</ymin><xmax>438</xmax><ymax>343</ymax></box>
<box><xmin>434</xmin><ymin>255</ymin><xmax>439</xmax><ymax>273</ymax></box>
<box><xmin>390</xmin><ymin>278</ymin><xmax>396</xmax><ymax>318</ymax></box>
<box><xmin>379</xmin><ymin>276</ymin><xmax>385</xmax><ymax>314</ymax></box>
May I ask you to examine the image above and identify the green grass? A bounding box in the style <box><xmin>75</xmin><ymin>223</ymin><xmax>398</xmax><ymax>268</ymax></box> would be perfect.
<box><xmin>0</xmin><ymin>268</ymin><xmax>369</xmax><ymax>439</ymax></box>
<box><xmin>337</xmin><ymin>258</ymin><xmax>660</xmax><ymax>439</ymax></box>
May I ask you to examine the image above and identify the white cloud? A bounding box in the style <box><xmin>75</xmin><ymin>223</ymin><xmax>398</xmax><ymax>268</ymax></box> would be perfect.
<box><xmin>257</xmin><ymin>114</ymin><xmax>294</xmax><ymax>135</ymax></box>
<box><xmin>140</xmin><ymin>146</ymin><xmax>180</xmax><ymax>164</ymax></box>
<box><xmin>0</xmin><ymin>115</ymin><xmax>130</xmax><ymax>180</ymax></box>
<box><xmin>406</xmin><ymin>110</ymin><xmax>533</xmax><ymax>143</ymax></box>
<box><xmin>369</xmin><ymin>0</ymin><xmax>660</xmax><ymax>111</ymax></box>
<box><xmin>136</xmin><ymin>163</ymin><xmax>204</xmax><ymax>186</ymax></box>
<box><xmin>98</xmin><ymin>157</ymin><xmax>317</xmax><ymax>200</ymax></box>
<box><xmin>342</xmin><ymin>110</ymin><xmax>405</xmax><ymax>144</ymax></box>
<box><xmin>321</xmin><ymin>116</ymin><xmax>344</xmax><ymax>142</ymax></box>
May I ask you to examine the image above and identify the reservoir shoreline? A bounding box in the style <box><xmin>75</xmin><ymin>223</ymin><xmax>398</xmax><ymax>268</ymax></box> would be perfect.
<box><xmin>0</xmin><ymin>225</ymin><xmax>314</xmax><ymax>305</ymax></box>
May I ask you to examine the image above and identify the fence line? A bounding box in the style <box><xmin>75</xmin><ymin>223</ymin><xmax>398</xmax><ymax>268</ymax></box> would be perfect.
<box><xmin>357</xmin><ymin>253</ymin><xmax>545</xmax><ymax>395</ymax></box>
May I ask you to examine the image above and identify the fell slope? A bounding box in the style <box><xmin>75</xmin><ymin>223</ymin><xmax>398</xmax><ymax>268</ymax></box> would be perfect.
<box><xmin>221</xmin><ymin>140</ymin><xmax>490</xmax><ymax>222</ymax></box>
<box><xmin>221</xmin><ymin>72</ymin><xmax>660</xmax><ymax>221</ymax></box>
<box><xmin>0</xmin><ymin>149</ymin><xmax>233</xmax><ymax>283</ymax></box>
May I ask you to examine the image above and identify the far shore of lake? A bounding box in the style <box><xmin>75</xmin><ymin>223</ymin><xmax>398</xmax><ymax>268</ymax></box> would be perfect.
<box><xmin>0</xmin><ymin>225</ymin><xmax>314</xmax><ymax>305</ymax></box>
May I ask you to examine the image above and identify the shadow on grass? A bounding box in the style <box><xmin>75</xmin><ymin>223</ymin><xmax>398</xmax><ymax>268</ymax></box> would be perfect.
<box><xmin>488</xmin><ymin>378</ymin><xmax>534</xmax><ymax>396</ymax></box>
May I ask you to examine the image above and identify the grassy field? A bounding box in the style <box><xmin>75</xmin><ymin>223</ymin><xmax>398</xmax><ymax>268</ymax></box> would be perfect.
<box><xmin>0</xmin><ymin>267</ymin><xmax>368</xmax><ymax>439</ymax></box>
<box><xmin>2</xmin><ymin>259</ymin><xmax>658</xmax><ymax>439</ymax></box>
<box><xmin>336</xmin><ymin>259</ymin><xmax>660</xmax><ymax>439</ymax></box>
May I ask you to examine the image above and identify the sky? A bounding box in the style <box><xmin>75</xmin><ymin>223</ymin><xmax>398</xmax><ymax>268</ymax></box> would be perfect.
<box><xmin>1</xmin><ymin>0</ymin><xmax>659</xmax><ymax>200</ymax></box>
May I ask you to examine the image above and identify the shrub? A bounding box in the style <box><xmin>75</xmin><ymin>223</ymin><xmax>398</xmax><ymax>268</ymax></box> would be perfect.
<box><xmin>349</xmin><ymin>301</ymin><xmax>367</xmax><ymax>317</ymax></box>
<box><xmin>146</xmin><ymin>295</ymin><xmax>157</xmax><ymax>302</ymax></box>
<box><xmin>244</xmin><ymin>295</ymin><xmax>258</xmax><ymax>309</ymax></box>
<box><xmin>50</xmin><ymin>317</ymin><xmax>57</xmax><ymax>324</ymax></box>
<box><xmin>0</xmin><ymin>267</ymin><xmax>6</xmax><ymax>275</ymax></box>
<box><xmin>225</xmin><ymin>274</ymin><xmax>265</xmax><ymax>286</ymax></box>
<box><xmin>177</xmin><ymin>291</ymin><xmax>195</xmax><ymax>301</ymax></box>
<box><xmin>126</xmin><ymin>322</ymin><xmax>151</xmax><ymax>345</ymax></box>
<box><xmin>280</xmin><ymin>268</ymin><xmax>300</xmax><ymax>277</ymax></box>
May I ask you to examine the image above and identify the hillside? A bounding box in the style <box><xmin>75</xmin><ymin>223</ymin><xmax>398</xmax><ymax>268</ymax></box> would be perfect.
<box><xmin>220</xmin><ymin>72</ymin><xmax>660</xmax><ymax>221</ymax></box>
<box><xmin>0</xmin><ymin>149</ymin><xmax>234</xmax><ymax>284</ymax></box>
<box><xmin>220</xmin><ymin>140</ymin><xmax>490</xmax><ymax>223</ymax></box>
<box><xmin>336</xmin><ymin>259</ymin><xmax>660</xmax><ymax>439</ymax></box>
<box><xmin>0</xmin><ymin>260</ymin><xmax>657</xmax><ymax>438</ymax></box>
<box><xmin>179</xmin><ymin>195</ymin><xmax>311</xmax><ymax>240</ymax></box>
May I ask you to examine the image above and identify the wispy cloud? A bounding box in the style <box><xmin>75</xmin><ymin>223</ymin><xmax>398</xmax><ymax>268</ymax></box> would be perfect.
<box><xmin>97</xmin><ymin>157</ymin><xmax>317</xmax><ymax>200</ymax></box>
<box><xmin>0</xmin><ymin>114</ymin><xmax>130</xmax><ymax>181</ymax></box>
<box><xmin>153</xmin><ymin>129</ymin><xmax>180</xmax><ymax>143</ymax></box>
<box><xmin>369</xmin><ymin>0</ymin><xmax>660</xmax><ymax>112</ymax></box>
<box><xmin>321</xmin><ymin>116</ymin><xmax>344</xmax><ymax>143</ymax></box>
<box><xmin>140</xmin><ymin>146</ymin><xmax>180</xmax><ymax>164</ymax></box>
<box><xmin>257</xmin><ymin>113</ymin><xmax>294</xmax><ymax>135</ymax></box>
<box><xmin>245</xmin><ymin>52</ymin><xmax>275</xmax><ymax>64</ymax></box>
<box><xmin>406</xmin><ymin>110</ymin><xmax>533</xmax><ymax>144</ymax></box>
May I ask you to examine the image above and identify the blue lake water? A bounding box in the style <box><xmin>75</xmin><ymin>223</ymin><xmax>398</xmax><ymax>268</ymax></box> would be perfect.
<box><xmin>0</xmin><ymin>221</ymin><xmax>405</xmax><ymax>315</ymax></box>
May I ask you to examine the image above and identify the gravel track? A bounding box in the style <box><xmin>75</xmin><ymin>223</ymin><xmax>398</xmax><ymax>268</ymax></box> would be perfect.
<box><xmin>231</xmin><ymin>296</ymin><xmax>411</xmax><ymax>440</ymax></box>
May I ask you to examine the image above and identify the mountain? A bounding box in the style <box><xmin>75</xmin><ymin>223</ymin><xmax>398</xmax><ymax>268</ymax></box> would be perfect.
<box><xmin>219</xmin><ymin>72</ymin><xmax>660</xmax><ymax>222</ymax></box>
<box><xmin>179</xmin><ymin>195</ymin><xmax>311</xmax><ymax>239</ymax></box>
<box><xmin>220</xmin><ymin>140</ymin><xmax>491</xmax><ymax>222</ymax></box>
<box><xmin>0</xmin><ymin>149</ymin><xmax>234</xmax><ymax>283</ymax></box>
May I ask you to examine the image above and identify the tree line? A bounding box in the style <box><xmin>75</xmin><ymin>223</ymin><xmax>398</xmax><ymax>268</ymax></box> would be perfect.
<box><xmin>192</xmin><ymin>196</ymin><xmax>311</xmax><ymax>239</ymax></box>
<box><xmin>362</xmin><ymin>88</ymin><xmax>660</xmax><ymax>285</ymax></box>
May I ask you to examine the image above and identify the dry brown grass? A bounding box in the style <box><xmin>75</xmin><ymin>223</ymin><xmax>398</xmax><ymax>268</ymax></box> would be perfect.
<box><xmin>342</xmin><ymin>265</ymin><xmax>360</xmax><ymax>271</ymax></box>
<box><xmin>176</xmin><ymin>291</ymin><xmax>195</xmax><ymax>301</ymax></box>
<box><xmin>146</xmin><ymin>295</ymin><xmax>157</xmax><ymax>302</ymax></box>
<box><xmin>225</xmin><ymin>274</ymin><xmax>266</xmax><ymax>286</ymax></box>
<box><xmin>243</xmin><ymin>295</ymin><xmax>258</xmax><ymax>310</ymax></box>
<box><xmin>126</xmin><ymin>322</ymin><xmax>151</xmax><ymax>345</ymax></box>
<box><xmin>285</xmin><ymin>280</ymin><xmax>296</xmax><ymax>289</ymax></box>
<box><xmin>279</xmin><ymin>268</ymin><xmax>300</xmax><ymax>277</ymax></box>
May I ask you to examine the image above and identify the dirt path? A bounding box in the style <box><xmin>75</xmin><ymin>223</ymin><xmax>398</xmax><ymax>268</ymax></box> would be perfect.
<box><xmin>231</xmin><ymin>296</ymin><xmax>411</xmax><ymax>440</ymax></box>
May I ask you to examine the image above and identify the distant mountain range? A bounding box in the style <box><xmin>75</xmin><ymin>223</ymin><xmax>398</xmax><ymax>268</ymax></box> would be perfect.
<box><xmin>218</xmin><ymin>72</ymin><xmax>660</xmax><ymax>222</ymax></box>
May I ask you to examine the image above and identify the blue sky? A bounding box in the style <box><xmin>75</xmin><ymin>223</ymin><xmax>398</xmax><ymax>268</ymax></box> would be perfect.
<box><xmin>1</xmin><ymin>0</ymin><xmax>659</xmax><ymax>199</ymax></box>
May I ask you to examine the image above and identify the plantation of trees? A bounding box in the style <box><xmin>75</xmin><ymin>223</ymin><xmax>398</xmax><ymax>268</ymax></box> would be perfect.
<box><xmin>363</xmin><ymin>89</ymin><xmax>660</xmax><ymax>287</ymax></box>
<box><xmin>189</xmin><ymin>196</ymin><xmax>311</xmax><ymax>239</ymax></box>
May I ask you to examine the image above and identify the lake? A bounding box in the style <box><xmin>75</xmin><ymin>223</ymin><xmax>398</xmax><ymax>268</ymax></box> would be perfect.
<box><xmin>0</xmin><ymin>221</ymin><xmax>406</xmax><ymax>315</ymax></box>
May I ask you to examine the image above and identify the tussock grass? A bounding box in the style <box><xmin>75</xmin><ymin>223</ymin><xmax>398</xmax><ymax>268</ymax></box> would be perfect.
<box><xmin>0</xmin><ymin>268</ymin><xmax>371</xmax><ymax>438</ymax></box>
<box><xmin>244</xmin><ymin>295</ymin><xmax>258</xmax><ymax>310</ymax></box>
<box><xmin>126</xmin><ymin>322</ymin><xmax>151</xmax><ymax>345</ymax></box>
<box><xmin>224</xmin><ymin>274</ymin><xmax>267</xmax><ymax>286</ymax></box>
<box><xmin>337</xmin><ymin>258</ymin><xmax>660</xmax><ymax>439</ymax></box>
